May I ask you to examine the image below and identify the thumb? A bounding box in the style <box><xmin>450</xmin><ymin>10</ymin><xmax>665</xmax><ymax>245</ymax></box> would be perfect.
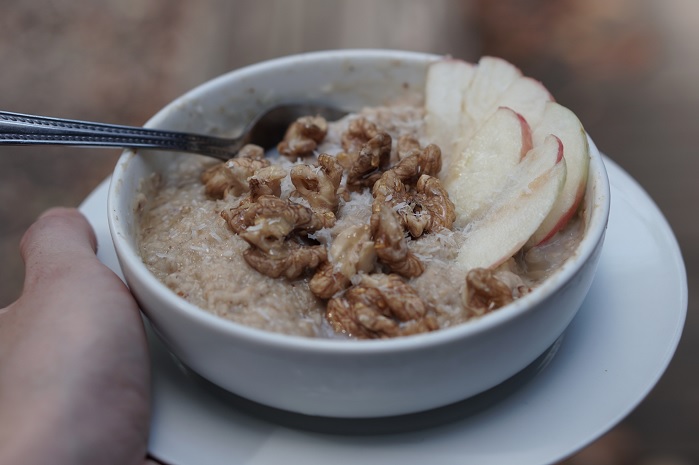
<box><xmin>2</xmin><ymin>208</ymin><xmax>151</xmax><ymax>465</ymax></box>
<box><xmin>19</xmin><ymin>207</ymin><xmax>100</xmax><ymax>294</ymax></box>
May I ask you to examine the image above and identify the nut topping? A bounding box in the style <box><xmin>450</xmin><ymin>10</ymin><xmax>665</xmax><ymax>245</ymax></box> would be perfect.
<box><xmin>220</xmin><ymin>195</ymin><xmax>328</xmax><ymax>279</ymax></box>
<box><xmin>200</xmin><ymin>144</ymin><xmax>270</xmax><ymax>199</ymax></box>
<box><xmin>340</xmin><ymin>117</ymin><xmax>381</xmax><ymax>153</ymax></box>
<box><xmin>413</xmin><ymin>174</ymin><xmax>456</xmax><ymax>233</ymax></box>
<box><xmin>396</xmin><ymin>134</ymin><xmax>422</xmax><ymax>160</ymax></box>
<box><xmin>309</xmin><ymin>224</ymin><xmax>376</xmax><ymax>299</ymax></box>
<box><xmin>369</xmin><ymin>136</ymin><xmax>453</xmax><ymax>238</ymax></box>
<box><xmin>336</xmin><ymin>117</ymin><xmax>393</xmax><ymax>192</ymax></box>
<box><xmin>326</xmin><ymin>273</ymin><xmax>438</xmax><ymax>339</ymax></box>
<box><xmin>244</xmin><ymin>242</ymin><xmax>326</xmax><ymax>279</ymax></box>
<box><xmin>221</xmin><ymin>195</ymin><xmax>326</xmax><ymax>251</ymax></box>
<box><xmin>462</xmin><ymin>268</ymin><xmax>515</xmax><ymax>315</ymax></box>
<box><xmin>391</xmin><ymin>143</ymin><xmax>442</xmax><ymax>184</ymax></box>
<box><xmin>238</xmin><ymin>144</ymin><xmax>266</xmax><ymax>160</ymax></box>
<box><xmin>290</xmin><ymin>153</ymin><xmax>343</xmax><ymax>214</ymax></box>
<box><xmin>339</xmin><ymin>133</ymin><xmax>392</xmax><ymax>192</ymax></box>
<box><xmin>371</xmin><ymin>205</ymin><xmax>424</xmax><ymax>278</ymax></box>
<box><xmin>277</xmin><ymin>115</ymin><xmax>328</xmax><ymax>159</ymax></box>
<box><xmin>372</xmin><ymin>171</ymin><xmax>455</xmax><ymax>238</ymax></box>
<box><xmin>248</xmin><ymin>165</ymin><xmax>287</xmax><ymax>200</ymax></box>
<box><xmin>197</xmin><ymin>110</ymin><xmax>464</xmax><ymax>338</ymax></box>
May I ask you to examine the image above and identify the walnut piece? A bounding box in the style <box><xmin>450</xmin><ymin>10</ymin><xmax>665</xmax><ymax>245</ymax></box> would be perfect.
<box><xmin>492</xmin><ymin>259</ymin><xmax>530</xmax><ymax>299</ymax></box>
<box><xmin>248</xmin><ymin>165</ymin><xmax>287</xmax><ymax>199</ymax></box>
<box><xmin>371</xmin><ymin>205</ymin><xmax>424</xmax><ymax>278</ymax></box>
<box><xmin>413</xmin><ymin>174</ymin><xmax>456</xmax><ymax>233</ymax></box>
<box><xmin>244</xmin><ymin>242</ymin><xmax>326</xmax><ymax>279</ymax></box>
<box><xmin>342</xmin><ymin>132</ymin><xmax>392</xmax><ymax>192</ymax></box>
<box><xmin>340</xmin><ymin>117</ymin><xmax>380</xmax><ymax>153</ymax></box>
<box><xmin>277</xmin><ymin>116</ymin><xmax>328</xmax><ymax>159</ymax></box>
<box><xmin>462</xmin><ymin>268</ymin><xmax>515</xmax><ymax>316</ymax></box>
<box><xmin>396</xmin><ymin>134</ymin><xmax>422</xmax><ymax>160</ymax></box>
<box><xmin>391</xmin><ymin>143</ymin><xmax>442</xmax><ymax>184</ymax></box>
<box><xmin>372</xmin><ymin>170</ymin><xmax>455</xmax><ymax>238</ymax></box>
<box><xmin>309</xmin><ymin>224</ymin><xmax>376</xmax><ymax>299</ymax></box>
<box><xmin>336</xmin><ymin>117</ymin><xmax>392</xmax><ymax>192</ymax></box>
<box><xmin>238</xmin><ymin>144</ymin><xmax>265</xmax><ymax>160</ymax></box>
<box><xmin>290</xmin><ymin>153</ymin><xmax>343</xmax><ymax>214</ymax></box>
<box><xmin>326</xmin><ymin>274</ymin><xmax>438</xmax><ymax>339</ymax></box>
<box><xmin>369</xmin><ymin>137</ymin><xmax>452</xmax><ymax>238</ymax></box>
<box><xmin>200</xmin><ymin>144</ymin><xmax>268</xmax><ymax>199</ymax></box>
<box><xmin>200</xmin><ymin>164</ymin><xmax>236</xmax><ymax>199</ymax></box>
<box><xmin>221</xmin><ymin>194</ymin><xmax>329</xmax><ymax>279</ymax></box>
<box><xmin>221</xmin><ymin>195</ymin><xmax>326</xmax><ymax>253</ymax></box>
<box><xmin>309</xmin><ymin>262</ymin><xmax>346</xmax><ymax>300</ymax></box>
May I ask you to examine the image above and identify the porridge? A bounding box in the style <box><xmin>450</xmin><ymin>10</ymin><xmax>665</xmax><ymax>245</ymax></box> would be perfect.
<box><xmin>137</xmin><ymin>103</ymin><xmax>584</xmax><ymax>339</ymax></box>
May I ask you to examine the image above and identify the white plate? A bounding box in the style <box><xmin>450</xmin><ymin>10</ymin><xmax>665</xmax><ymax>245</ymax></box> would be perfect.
<box><xmin>80</xmin><ymin>156</ymin><xmax>687</xmax><ymax>465</ymax></box>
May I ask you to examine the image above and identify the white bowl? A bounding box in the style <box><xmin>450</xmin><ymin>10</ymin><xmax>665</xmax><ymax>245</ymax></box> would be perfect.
<box><xmin>108</xmin><ymin>49</ymin><xmax>610</xmax><ymax>418</ymax></box>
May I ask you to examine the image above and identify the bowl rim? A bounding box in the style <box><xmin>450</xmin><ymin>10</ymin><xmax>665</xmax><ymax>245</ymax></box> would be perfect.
<box><xmin>108</xmin><ymin>48</ymin><xmax>611</xmax><ymax>354</ymax></box>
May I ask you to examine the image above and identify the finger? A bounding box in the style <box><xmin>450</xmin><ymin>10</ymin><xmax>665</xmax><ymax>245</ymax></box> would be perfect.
<box><xmin>2</xmin><ymin>207</ymin><xmax>151</xmax><ymax>465</ymax></box>
<box><xmin>19</xmin><ymin>207</ymin><xmax>99</xmax><ymax>293</ymax></box>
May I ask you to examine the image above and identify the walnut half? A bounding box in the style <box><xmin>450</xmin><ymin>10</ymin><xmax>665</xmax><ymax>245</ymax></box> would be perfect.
<box><xmin>221</xmin><ymin>195</ymin><xmax>326</xmax><ymax>250</ymax></box>
<box><xmin>326</xmin><ymin>274</ymin><xmax>438</xmax><ymax>339</ymax></box>
<box><xmin>221</xmin><ymin>195</ymin><xmax>328</xmax><ymax>279</ymax></box>
<box><xmin>337</xmin><ymin>117</ymin><xmax>392</xmax><ymax>192</ymax></box>
<box><xmin>371</xmin><ymin>204</ymin><xmax>424</xmax><ymax>278</ymax></box>
<box><xmin>244</xmin><ymin>242</ymin><xmax>326</xmax><ymax>279</ymax></box>
<box><xmin>248</xmin><ymin>165</ymin><xmax>287</xmax><ymax>199</ymax></box>
<box><xmin>290</xmin><ymin>153</ymin><xmax>343</xmax><ymax>216</ymax></box>
<box><xmin>369</xmin><ymin>134</ymin><xmax>453</xmax><ymax>238</ymax></box>
<box><xmin>462</xmin><ymin>268</ymin><xmax>515</xmax><ymax>316</ymax></box>
<box><xmin>309</xmin><ymin>224</ymin><xmax>376</xmax><ymax>299</ymax></box>
<box><xmin>277</xmin><ymin>115</ymin><xmax>328</xmax><ymax>159</ymax></box>
<box><xmin>372</xmin><ymin>171</ymin><xmax>455</xmax><ymax>238</ymax></box>
<box><xmin>200</xmin><ymin>144</ymin><xmax>268</xmax><ymax>198</ymax></box>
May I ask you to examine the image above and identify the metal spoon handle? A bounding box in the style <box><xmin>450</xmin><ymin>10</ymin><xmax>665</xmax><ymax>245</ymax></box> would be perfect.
<box><xmin>0</xmin><ymin>111</ymin><xmax>240</xmax><ymax>160</ymax></box>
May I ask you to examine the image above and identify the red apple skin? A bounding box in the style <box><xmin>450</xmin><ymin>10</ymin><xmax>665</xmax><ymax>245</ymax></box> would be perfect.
<box><xmin>427</xmin><ymin>58</ymin><xmax>583</xmax><ymax>250</ymax></box>
<box><xmin>554</xmin><ymin>138</ymin><xmax>564</xmax><ymax>163</ymax></box>
<box><xmin>530</xmin><ymin>179</ymin><xmax>585</xmax><ymax>245</ymax></box>
<box><xmin>514</xmin><ymin>110</ymin><xmax>533</xmax><ymax>159</ymax></box>
<box><xmin>535</xmin><ymin>207</ymin><xmax>576</xmax><ymax>245</ymax></box>
<box><xmin>446</xmin><ymin>106</ymin><xmax>534</xmax><ymax>226</ymax></box>
<box><xmin>456</xmin><ymin>135</ymin><xmax>566</xmax><ymax>271</ymax></box>
<box><xmin>528</xmin><ymin>148</ymin><xmax>588</xmax><ymax>246</ymax></box>
<box><xmin>490</xmin><ymin>136</ymin><xmax>565</xmax><ymax>267</ymax></box>
<box><xmin>527</xmin><ymin>103</ymin><xmax>590</xmax><ymax>247</ymax></box>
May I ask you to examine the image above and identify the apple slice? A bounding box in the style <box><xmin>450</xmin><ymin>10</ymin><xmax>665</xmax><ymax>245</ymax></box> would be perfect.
<box><xmin>526</xmin><ymin>102</ymin><xmax>590</xmax><ymax>247</ymax></box>
<box><xmin>425</xmin><ymin>58</ymin><xmax>476</xmax><ymax>164</ymax></box>
<box><xmin>455</xmin><ymin>135</ymin><xmax>567</xmax><ymax>271</ymax></box>
<box><xmin>425</xmin><ymin>57</ymin><xmax>523</xmax><ymax>166</ymax></box>
<box><xmin>444</xmin><ymin>107</ymin><xmax>533</xmax><ymax>226</ymax></box>
<box><xmin>494</xmin><ymin>76</ymin><xmax>553</xmax><ymax>129</ymax></box>
<box><xmin>461</xmin><ymin>56</ymin><xmax>522</xmax><ymax>126</ymax></box>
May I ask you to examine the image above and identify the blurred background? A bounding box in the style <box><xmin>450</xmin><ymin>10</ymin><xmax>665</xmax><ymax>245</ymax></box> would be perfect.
<box><xmin>0</xmin><ymin>0</ymin><xmax>695</xmax><ymax>463</ymax></box>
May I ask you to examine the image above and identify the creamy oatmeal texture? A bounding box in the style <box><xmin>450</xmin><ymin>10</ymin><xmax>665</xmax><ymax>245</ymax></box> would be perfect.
<box><xmin>138</xmin><ymin>104</ymin><xmax>583</xmax><ymax>339</ymax></box>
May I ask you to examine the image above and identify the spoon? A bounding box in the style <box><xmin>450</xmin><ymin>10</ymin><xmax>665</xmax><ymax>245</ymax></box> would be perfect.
<box><xmin>0</xmin><ymin>104</ymin><xmax>348</xmax><ymax>161</ymax></box>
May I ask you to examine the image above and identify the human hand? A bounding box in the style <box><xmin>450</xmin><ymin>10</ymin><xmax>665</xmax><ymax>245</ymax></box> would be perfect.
<box><xmin>0</xmin><ymin>208</ymin><xmax>153</xmax><ymax>465</ymax></box>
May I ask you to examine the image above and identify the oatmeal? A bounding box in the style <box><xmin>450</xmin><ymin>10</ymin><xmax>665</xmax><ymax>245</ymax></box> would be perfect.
<box><xmin>137</xmin><ymin>104</ymin><xmax>584</xmax><ymax>339</ymax></box>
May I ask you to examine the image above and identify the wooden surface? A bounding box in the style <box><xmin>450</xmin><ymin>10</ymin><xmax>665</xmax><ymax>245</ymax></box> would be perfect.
<box><xmin>1</xmin><ymin>0</ymin><xmax>696</xmax><ymax>463</ymax></box>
